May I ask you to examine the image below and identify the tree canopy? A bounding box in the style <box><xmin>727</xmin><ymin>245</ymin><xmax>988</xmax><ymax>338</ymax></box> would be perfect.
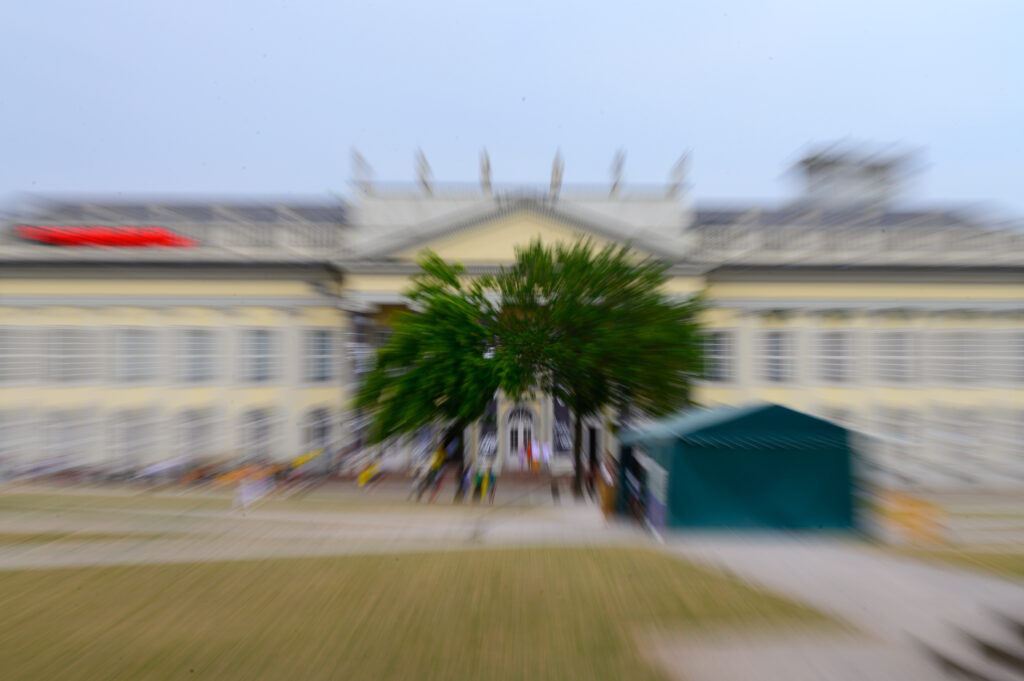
<box><xmin>354</xmin><ymin>238</ymin><xmax>705</xmax><ymax>495</ymax></box>
<box><xmin>353</xmin><ymin>253</ymin><xmax>499</xmax><ymax>447</ymax></box>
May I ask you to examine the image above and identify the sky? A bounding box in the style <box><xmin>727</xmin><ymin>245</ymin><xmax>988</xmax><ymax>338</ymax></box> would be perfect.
<box><xmin>2</xmin><ymin>0</ymin><xmax>1022</xmax><ymax>216</ymax></box>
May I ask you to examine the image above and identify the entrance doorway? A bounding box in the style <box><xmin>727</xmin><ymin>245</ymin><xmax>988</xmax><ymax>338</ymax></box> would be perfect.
<box><xmin>507</xmin><ymin>407</ymin><xmax>534</xmax><ymax>470</ymax></box>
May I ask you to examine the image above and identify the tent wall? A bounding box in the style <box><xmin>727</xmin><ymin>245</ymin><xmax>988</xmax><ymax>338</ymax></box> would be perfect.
<box><xmin>666</xmin><ymin>440</ymin><xmax>854</xmax><ymax>530</ymax></box>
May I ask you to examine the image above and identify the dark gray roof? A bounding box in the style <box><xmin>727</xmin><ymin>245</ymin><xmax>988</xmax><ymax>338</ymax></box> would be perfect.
<box><xmin>18</xmin><ymin>201</ymin><xmax>347</xmax><ymax>225</ymax></box>
<box><xmin>693</xmin><ymin>206</ymin><xmax>977</xmax><ymax>230</ymax></box>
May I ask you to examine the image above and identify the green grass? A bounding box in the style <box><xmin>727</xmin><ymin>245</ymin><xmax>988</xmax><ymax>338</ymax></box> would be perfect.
<box><xmin>0</xmin><ymin>531</ymin><xmax>174</xmax><ymax>545</ymax></box>
<box><xmin>0</xmin><ymin>547</ymin><xmax>826</xmax><ymax>681</ymax></box>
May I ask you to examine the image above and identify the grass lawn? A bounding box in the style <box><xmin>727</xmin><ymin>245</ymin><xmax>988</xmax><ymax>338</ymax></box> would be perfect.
<box><xmin>0</xmin><ymin>547</ymin><xmax>826</xmax><ymax>681</ymax></box>
<box><xmin>0</xmin><ymin>531</ymin><xmax>174</xmax><ymax>545</ymax></box>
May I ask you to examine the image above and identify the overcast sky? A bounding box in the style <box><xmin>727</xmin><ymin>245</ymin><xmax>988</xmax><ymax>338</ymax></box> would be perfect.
<box><xmin>2</xmin><ymin>1</ymin><xmax>1021</xmax><ymax>215</ymax></box>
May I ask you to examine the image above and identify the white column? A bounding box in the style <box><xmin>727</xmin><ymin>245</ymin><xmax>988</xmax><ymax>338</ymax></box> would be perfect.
<box><xmin>281</xmin><ymin>310</ymin><xmax>302</xmax><ymax>463</ymax></box>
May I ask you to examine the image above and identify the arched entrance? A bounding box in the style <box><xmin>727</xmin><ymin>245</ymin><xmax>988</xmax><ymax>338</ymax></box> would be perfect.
<box><xmin>506</xmin><ymin>406</ymin><xmax>536</xmax><ymax>470</ymax></box>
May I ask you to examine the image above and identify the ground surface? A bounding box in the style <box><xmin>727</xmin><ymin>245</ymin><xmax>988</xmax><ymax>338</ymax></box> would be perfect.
<box><xmin>0</xmin><ymin>484</ymin><xmax>824</xmax><ymax>681</ymax></box>
<box><xmin>3</xmin><ymin>482</ymin><xmax>1024</xmax><ymax>681</ymax></box>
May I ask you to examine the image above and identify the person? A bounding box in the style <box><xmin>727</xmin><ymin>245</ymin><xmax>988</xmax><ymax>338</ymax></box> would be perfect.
<box><xmin>427</xmin><ymin>459</ymin><xmax>448</xmax><ymax>503</ymax></box>
<box><xmin>472</xmin><ymin>466</ymin><xmax>484</xmax><ymax>502</ymax></box>
<box><xmin>487</xmin><ymin>466</ymin><xmax>496</xmax><ymax>504</ymax></box>
<box><xmin>416</xmin><ymin>446</ymin><xmax>446</xmax><ymax>502</ymax></box>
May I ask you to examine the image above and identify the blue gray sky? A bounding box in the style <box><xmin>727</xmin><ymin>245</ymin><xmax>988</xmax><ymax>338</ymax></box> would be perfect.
<box><xmin>2</xmin><ymin>1</ymin><xmax>1021</xmax><ymax>214</ymax></box>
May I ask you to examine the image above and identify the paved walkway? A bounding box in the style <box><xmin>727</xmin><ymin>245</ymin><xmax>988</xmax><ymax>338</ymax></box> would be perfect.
<box><xmin>662</xmin><ymin>535</ymin><xmax>1024</xmax><ymax>680</ymax></box>
<box><xmin>0</xmin><ymin>499</ymin><xmax>646</xmax><ymax>570</ymax></box>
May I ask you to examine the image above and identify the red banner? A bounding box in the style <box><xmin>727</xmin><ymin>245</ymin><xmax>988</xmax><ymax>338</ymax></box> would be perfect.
<box><xmin>15</xmin><ymin>225</ymin><xmax>197</xmax><ymax>248</ymax></box>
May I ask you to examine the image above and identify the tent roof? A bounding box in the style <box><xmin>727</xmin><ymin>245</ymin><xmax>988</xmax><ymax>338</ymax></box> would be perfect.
<box><xmin>620</xmin><ymin>403</ymin><xmax>847</xmax><ymax>449</ymax></box>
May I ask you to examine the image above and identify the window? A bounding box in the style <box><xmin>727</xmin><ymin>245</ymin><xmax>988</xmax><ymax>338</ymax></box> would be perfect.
<box><xmin>44</xmin><ymin>412</ymin><xmax>94</xmax><ymax>468</ymax></box>
<box><xmin>181</xmin><ymin>330</ymin><xmax>216</xmax><ymax>383</ymax></box>
<box><xmin>992</xmin><ymin>331</ymin><xmax>1024</xmax><ymax>385</ymax></box>
<box><xmin>111</xmin><ymin>411</ymin><xmax>155</xmax><ymax>473</ymax></box>
<box><xmin>819</xmin><ymin>331</ymin><xmax>850</xmax><ymax>383</ymax></box>
<box><xmin>114</xmin><ymin>328</ymin><xmax>157</xmax><ymax>383</ymax></box>
<box><xmin>0</xmin><ymin>327</ymin><xmax>37</xmax><ymax>383</ymax></box>
<box><xmin>303</xmin><ymin>408</ymin><xmax>332</xmax><ymax>453</ymax></box>
<box><xmin>875</xmin><ymin>331</ymin><xmax>913</xmax><ymax>383</ymax></box>
<box><xmin>178</xmin><ymin>410</ymin><xmax>215</xmax><ymax>462</ymax></box>
<box><xmin>241</xmin><ymin>330</ymin><xmax>277</xmax><ymax>382</ymax></box>
<box><xmin>760</xmin><ymin>330</ymin><xmax>793</xmax><ymax>383</ymax></box>
<box><xmin>47</xmin><ymin>328</ymin><xmax>100</xmax><ymax>382</ymax></box>
<box><xmin>704</xmin><ymin>331</ymin><xmax>733</xmax><ymax>382</ymax></box>
<box><xmin>304</xmin><ymin>330</ymin><xmax>334</xmax><ymax>382</ymax></box>
<box><xmin>930</xmin><ymin>331</ymin><xmax>984</xmax><ymax>385</ymax></box>
<box><xmin>240</xmin><ymin>409</ymin><xmax>273</xmax><ymax>462</ymax></box>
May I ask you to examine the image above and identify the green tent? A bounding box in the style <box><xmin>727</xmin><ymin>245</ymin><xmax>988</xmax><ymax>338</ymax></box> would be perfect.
<box><xmin>619</xmin><ymin>404</ymin><xmax>856</xmax><ymax>531</ymax></box>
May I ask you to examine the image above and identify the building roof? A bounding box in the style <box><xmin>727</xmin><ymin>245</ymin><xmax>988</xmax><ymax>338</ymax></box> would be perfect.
<box><xmin>621</xmin><ymin>403</ymin><xmax>847</xmax><ymax>449</ymax></box>
<box><xmin>17</xmin><ymin>200</ymin><xmax>348</xmax><ymax>225</ymax></box>
<box><xmin>692</xmin><ymin>206</ymin><xmax>977</xmax><ymax>230</ymax></box>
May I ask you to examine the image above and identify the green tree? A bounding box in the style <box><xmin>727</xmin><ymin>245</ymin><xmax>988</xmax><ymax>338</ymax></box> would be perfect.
<box><xmin>353</xmin><ymin>253</ymin><xmax>499</xmax><ymax>495</ymax></box>
<box><xmin>490</xmin><ymin>239</ymin><xmax>705</xmax><ymax>495</ymax></box>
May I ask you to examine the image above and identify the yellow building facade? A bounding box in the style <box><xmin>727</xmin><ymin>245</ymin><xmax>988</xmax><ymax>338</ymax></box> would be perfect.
<box><xmin>2</xmin><ymin>151</ymin><xmax>1023</xmax><ymax>487</ymax></box>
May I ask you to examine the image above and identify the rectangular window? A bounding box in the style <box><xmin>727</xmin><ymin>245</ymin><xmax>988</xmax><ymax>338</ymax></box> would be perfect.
<box><xmin>304</xmin><ymin>330</ymin><xmax>334</xmax><ymax>382</ymax></box>
<box><xmin>47</xmin><ymin>328</ymin><xmax>99</xmax><ymax>383</ymax></box>
<box><xmin>241</xmin><ymin>329</ymin><xmax>277</xmax><ymax>382</ymax></box>
<box><xmin>875</xmin><ymin>331</ymin><xmax>913</xmax><ymax>383</ymax></box>
<box><xmin>760</xmin><ymin>330</ymin><xmax>793</xmax><ymax>383</ymax></box>
<box><xmin>181</xmin><ymin>329</ymin><xmax>216</xmax><ymax>383</ymax></box>
<box><xmin>931</xmin><ymin>331</ymin><xmax>984</xmax><ymax>385</ymax></box>
<box><xmin>114</xmin><ymin>329</ymin><xmax>157</xmax><ymax>383</ymax></box>
<box><xmin>112</xmin><ymin>411</ymin><xmax>155</xmax><ymax>472</ymax></box>
<box><xmin>703</xmin><ymin>331</ymin><xmax>733</xmax><ymax>382</ymax></box>
<box><xmin>0</xmin><ymin>328</ymin><xmax>37</xmax><ymax>383</ymax></box>
<box><xmin>993</xmin><ymin>331</ymin><xmax>1024</xmax><ymax>385</ymax></box>
<box><xmin>819</xmin><ymin>331</ymin><xmax>850</xmax><ymax>383</ymax></box>
<box><xmin>178</xmin><ymin>410</ymin><xmax>215</xmax><ymax>461</ymax></box>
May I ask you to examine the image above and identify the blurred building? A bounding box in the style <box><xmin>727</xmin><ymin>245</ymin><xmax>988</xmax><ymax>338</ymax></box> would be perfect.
<box><xmin>0</xmin><ymin>202</ymin><xmax>350</xmax><ymax>477</ymax></box>
<box><xmin>2</xmin><ymin>148</ymin><xmax>1023</xmax><ymax>488</ymax></box>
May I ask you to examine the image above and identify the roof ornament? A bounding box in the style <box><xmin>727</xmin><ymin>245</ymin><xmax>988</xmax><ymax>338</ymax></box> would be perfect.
<box><xmin>480</xmin><ymin>148</ymin><xmax>492</xmax><ymax>194</ymax></box>
<box><xmin>350</xmin><ymin>149</ymin><xmax>373</xmax><ymax>195</ymax></box>
<box><xmin>550</xmin><ymin>149</ymin><xmax>564</xmax><ymax>199</ymax></box>
<box><xmin>610</xmin><ymin>149</ymin><xmax>625</xmax><ymax>196</ymax></box>
<box><xmin>668</xmin><ymin>151</ymin><xmax>690</xmax><ymax>197</ymax></box>
<box><xmin>415</xmin><ymin>148</ymin><xmax>433</xmax><ymax>195</ymax></box>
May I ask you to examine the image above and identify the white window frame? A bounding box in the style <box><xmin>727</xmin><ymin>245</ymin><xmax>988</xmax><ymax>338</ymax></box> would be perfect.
<box><xmin>240</xmin><ymin>409</ymin><xmax>274</xmax><ymax>462</ymax></box>
<box><xmin>111</xmin><ymin>410</ymin><xmax>156</xmax><ymax>473</ymax></box>
<box><xmin>874</xmin><ymin>330</ymin><xmax>915</xmax><ymax>385</ymax></box>
<box><xmin>818</xmin><ymin>330</ymin><xmax>851</xmax><ymax>384</ymax></box>
<box><xmin>0</xmin><ymin>327</ymin><xmax>39</xmax><ymax>385</ymax></box>
<box><xmin>991</xmin><ymin>330</ymin><xmax>1024</xmax><ymax>387</ymax></box>
<box><xmin>302</xmin><ymin>407</ymin><xmax>333</xmax><ymax>453</ymax></box>
<box><xmin>703</xmin><ymin>330</ymin><xmax>735</xmax><ymax>384</ymax></box>
<box><xmin>113</xmin><ymin>328</ymin><xmax>158</xmax><ymax>383</ymax></box>
<box><xmin>179</xmin><ymin>328</ymin><xmax>218</xmax><ymax>384</ymax></box>
<box><xmin>303</xmin><ymin>329</ymin><xmax>335</xmax><ymax>383</ymax></box>
<box><xmin>929</xmin><ymin>330</ymin><xmax>985</xmax><ymax>386</ymax></box>
<box><xmin>240</xmin><ymin>329</ymin><xmax>278</xmax><ymax>383</ymax></box>
<box><xmin>178</xmin><ymin>409</ymin><xmax>216</xmax><ymax>462</ymax></box>
<box><xmin>760</xmin><ymin>329</ymin><xmax>793</xmax><ymax>384</ymax></box>
<box><xmin>46</xmin><ymin>327</ymin><xmax>101</xmax><ymax>384</ymax></box>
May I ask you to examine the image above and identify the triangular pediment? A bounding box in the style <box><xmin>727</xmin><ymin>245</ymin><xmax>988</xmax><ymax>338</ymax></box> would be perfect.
<box><xmin>361</xmin><ymin>198</ymin><xmax>668</xmax><ymax>264</ymax></box>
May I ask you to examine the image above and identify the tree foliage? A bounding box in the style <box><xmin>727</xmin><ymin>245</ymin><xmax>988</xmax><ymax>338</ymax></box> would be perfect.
<box><xmin>355</xmin><ymin>239</ymin><xmax>705</xmax><ymax>497</ymax></box>
<box><xmin>488</xmin><ymin>239</ymin><xmax>705</xmax><ymax>492</ymax></box>
<box><xmin>353</xmin><ymin>253</ymin><xmax>499</xmax><ymax>448</ymax></box>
